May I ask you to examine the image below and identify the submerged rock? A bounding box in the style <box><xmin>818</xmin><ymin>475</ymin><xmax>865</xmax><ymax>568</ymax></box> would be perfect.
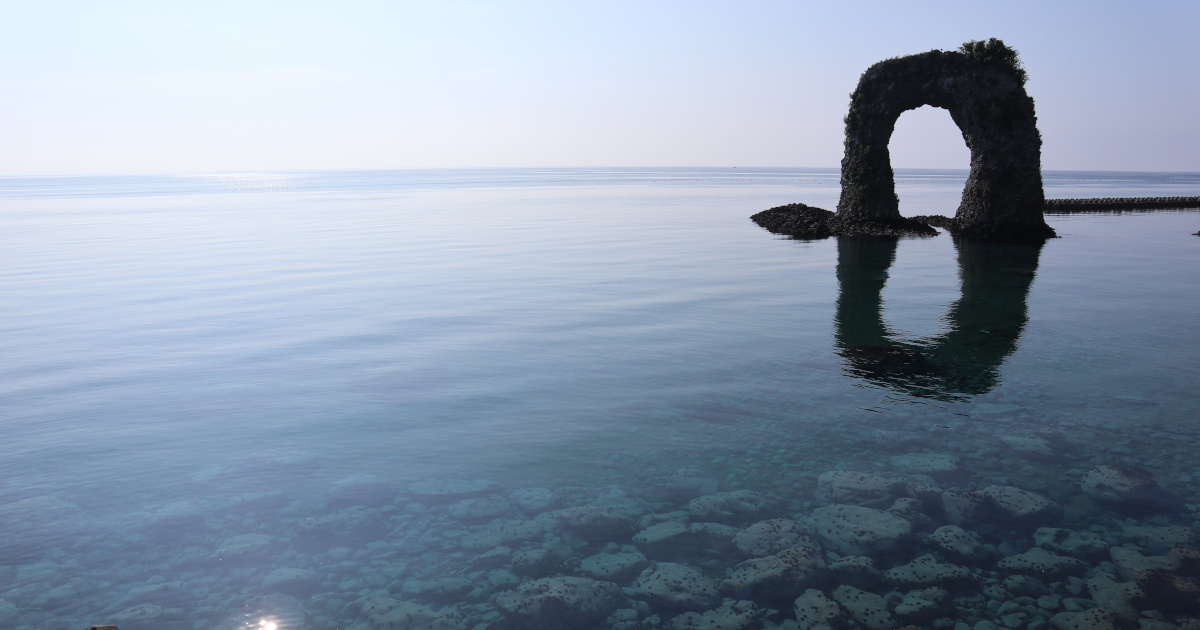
<box><xmin>1109</xmin><ymin>546</ymin><xmax>1182</xmax><ymax>580</ymax></box>
<box><xmin>810</xmin><ymin>504</ymin><xmax>913</xmax><ymax>556</ymax></box>
<box><xmin>329</xmin><ymin>474</ymin><xmax>396</xmax><ymax>508</ymax></box>
<box><xmin>400</xmin><ymin>577</ymin><xmax>473</xmax><ymax>604</ymax></box>
<box><xmin>828</xmin><ymin>555</ymin><xmax>883</xmax><ymax>588</ymax></box>
<box><xmin>793</xmin><ymin>588</ymin><xmax>844</xmax><ymax>629</ymax></box>
<box><xmin>408</xmin><ymin>479</ymin><xmax>496</xmax><ymax>502</ymax></box>
<box><xmin>111</xmin><ymin>603</ymin><xmax>172</xmax><ymax>630</ymax></box>
<box><xmin>815</xmin><ymin>471</ymin><xmax>903</xmax><ymax>508</ymax></box>
<box><xmin>358</xmin><ymin>595</ymin><xmax>464</xmax><ymax>630</ymax></box>
<box><xmin>885</xmin><ymin>497</ymin><xmax>931</xmax><ymax>527</ymax></box>
<box><xmin>511</xmin><ymin>548</ymin><xmax>564</xmax><ymax>577</ymax></box>
<box><xmin>891</xmin><ymin>453</ymin><xmax>959</xmax><ymax>475</ymax></box>
<box><xmin>632</xmin><ymin>563</ymin><xmax>719</xmax><ymax>612</ymax></box>
<box><xmin>831</xmin><ymin>584</ymin><xmax>896</xmax><ymax>630</ymax></box>
<box><xmin>1080</xmin><ymin>466</ymin><xmax>1177</xmax><ymax>512</ymax></box>
<box><xmin>458</xmin><ymin>518</ymin><xmax>544</xmax><ymax>550</ymax></box>
<box><xmin>448</xmin><ymin>495</ymin><xmax>515</xmax><ymax>522</ymax></box>
<box><xmin>146</xmin><ymin>500</ymin><xmax>206</xmax><ymax>531</ymax></box>
<box><xmin>1133</xmin><ymin>568</ymin><xmax>1200</xmax><ymax>614</ymax></box>
<box><xmin>941</xmin><ymin>490</ymin><xmax>988</xmax><ymax>525</ymax></box>
<box><xmin>926</xmin><ymin>525</ymin><xmax>985</xmax><ymax>561</ymax></box>
<box><xmin>215</xmin><ymin>491</ymin><xmax>290</xmax><ymax>516</ymax></box>
<box><xmin>1033</xmin><ymin>527</ymin><xmax>1109</xmax><ymax>558</ymax></box>
<box><xmin>1050</xmin><ymin>608</ymin><xmax>1133</xmax><ymax>630</ymax></box>
<box><xmin>633</xmin><ymin>521</ymin><xmax>740</xmax><ymax>560</ymax></box>
<box><xmin>977</xmin><ymin>484</ymin><xmax>1063</xmax><ymax>523</ymax></box>
<box><xmin>579</xmin><ymin>551</ymin><xmax>650</xmax><ymax>582</ymax></box>
<box><xmin>214</xmin><ymin>533</ymin><xmax>275</xmax><ymax>563</ymax></box>
<box><xmin>295</xmin><ymin>506</ymin><xmax>388</xmax><ymax>549</ymax></box>
<box><xmin>1004</xmin><ymin>573</ymin><xmax>1048</xmax><ymax>597</ymax></box>
<box><xmin>882</xmin><ymin>554</ymin><xmax>972</xmax><ymax>588</ymax></box>
<box><xmin>664</xmin><ymin>469</ymin><xmax>720</xmax><ymax>502</ymax></box>
<box><xmin>261</xmin><ymin>568</ymin><xmax>320</xmax><ymax>597</ymax></box>
<box><xmin>1086</xmin><ymin>575</ymin><xmax>1141</xmax><ymax>621</ymax></box>
<box><xmin>0</xmin><ymin>496</ymin><xmax>86</xmax><ymax>559</ymax></box>
<box><xmin>721</xmin><ymin>546</ymin><xmax>827</xmax><ymax>603</ymax></box>
<box><xmin>734</xmin><ymin>519</ymin><xmax>819</xmax><ymax>558</ymax></box>
<box><xmin>191</xmin><ymin>447</ymin><xmax>320</xmax><ymax>487</ymax></box>
<box><xmin>1122</xmin><ymin>524</ymin><xmax>1197</xmax><ymax>555</ymax></box>
<box><xmin>495</xmin><ymin>576</ymin><xmax>622</xmax><ymax>629</ymax></box>
<box><xmin>0</xmin><ymin>601</ymin><xmax>19</xmax><ymax>625</ymax></box>
<box><xmin>688</xmin><ymin>491</ymin><xmax>783</xmax><ymax>525</ymax></box>
<box><xmin>942</xmin><ymin>485</ymin><xmax>1061</xmax><ymax>525</ymax></box>
<box><xmin>509</xmin><ymin>487</ymin><xmax>558</xmax><ymax>513</ymax></box>
<box><xmin>1000</xmin><ymin>434</ymin><xmax>1056</xmax><ymax>457</ymax></box>
<box><xmin>665</xmin><ymin>600</ymin><xmax>759</xmax><ymax>630</ymax></box>
<box><xmin>997</xmin><ymin>547</ymin><xmax>1087</xmax><ymax>578</ymax></box>
<box><xmin>892</xmin><ymin>586</ymin><xmax>948</xmax><ymax>622</ymax></box>
<box><xmin>546</xmin><ymin>505</ymin><xmax>637</xmax><ymax>541</ymax></box>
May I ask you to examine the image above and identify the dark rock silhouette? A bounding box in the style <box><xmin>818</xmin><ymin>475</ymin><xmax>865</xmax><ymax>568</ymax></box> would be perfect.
<box><xmin>838</xmin><ymin>39</ymin><xmax>1054</xmax><ymax>240</ymax></box>
<box><xmin>754</xmin><ymin>39</ymin><xmax>1056</xmax><ymax>241</ymax></box>
<box><xmin>834</xmin><ymin>235</ymin><xmax>1043</xmax><ymax>399</ymax></box>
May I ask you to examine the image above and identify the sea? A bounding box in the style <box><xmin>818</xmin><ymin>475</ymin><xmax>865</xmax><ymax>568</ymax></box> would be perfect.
<box><xmin>1</xmin><ymin>168</ymin><xmax>1198</xmax><ymax>630</ymax></box>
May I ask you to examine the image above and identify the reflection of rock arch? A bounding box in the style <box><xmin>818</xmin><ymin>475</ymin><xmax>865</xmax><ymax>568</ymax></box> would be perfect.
<box><xmin>837</xmin><ymin>40</ymin><xmax>1055</xmax><ymax>240</ymax></box>
<box><xmin>834</xmin><ymin>235</ymin><xmax>1043</xmax><ymax>399</ymax></box>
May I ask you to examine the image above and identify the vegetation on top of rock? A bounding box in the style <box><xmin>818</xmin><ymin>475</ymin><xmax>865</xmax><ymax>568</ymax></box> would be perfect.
<box><xmin>959</xmin><ymin>37</ymin><xmax>1028</xmax><ymax>84</ymax></box>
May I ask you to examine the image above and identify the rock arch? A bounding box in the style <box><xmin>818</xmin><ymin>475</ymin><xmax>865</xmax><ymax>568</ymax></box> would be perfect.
<box><xmin>837</xmin><ymin>40</ymin><xmax>1055</xmax><ymax>240</ymax></box>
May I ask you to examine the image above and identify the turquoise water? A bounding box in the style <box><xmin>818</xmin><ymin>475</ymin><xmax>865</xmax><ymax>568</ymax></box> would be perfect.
<box><xmin>1</xmin><ymin>169</ymin><xmax>1198</xmax><ymax>629</ymax></box>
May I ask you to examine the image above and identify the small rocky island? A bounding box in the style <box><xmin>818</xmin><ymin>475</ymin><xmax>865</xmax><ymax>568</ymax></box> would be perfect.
<box><xmin>754</xmin><ymin>40</ymin><xmax>1200</xmax><ymax>241</ymax></box>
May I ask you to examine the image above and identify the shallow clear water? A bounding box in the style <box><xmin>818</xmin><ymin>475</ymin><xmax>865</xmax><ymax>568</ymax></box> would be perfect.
<box><xmin>1</xmin><ymin>169</ymin><xmax>1198</xmax><ymax>630</ymax></box>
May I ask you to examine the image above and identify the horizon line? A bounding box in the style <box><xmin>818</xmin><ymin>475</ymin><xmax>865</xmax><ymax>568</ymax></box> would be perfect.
<box><xmin>3</xmin><ymin>165</ymin><xmax>1200</xmax><ymax>180</ymax></box>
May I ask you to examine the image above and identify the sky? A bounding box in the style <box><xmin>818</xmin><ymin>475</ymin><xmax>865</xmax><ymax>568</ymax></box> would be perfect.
<box><xmin>1</xmin><ymin>1</ymin><xmax>1197</xmax><ymax>175</ymax></box>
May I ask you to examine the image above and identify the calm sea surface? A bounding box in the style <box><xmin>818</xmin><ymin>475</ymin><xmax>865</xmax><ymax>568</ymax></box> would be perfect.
<box><xmin>1</xmin><ymin>169</ymin><xmax>1199</xmax><ymax>629</ymax></box>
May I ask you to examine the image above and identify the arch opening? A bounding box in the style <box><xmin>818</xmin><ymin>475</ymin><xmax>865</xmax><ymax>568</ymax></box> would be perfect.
<box><xmin>889</xmin><ymin>105</ymin><xmax>971</xmax><ymax>219</ymax></box>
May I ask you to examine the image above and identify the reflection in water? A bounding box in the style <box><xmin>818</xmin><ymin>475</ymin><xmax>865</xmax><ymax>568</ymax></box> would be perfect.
<box><xmin>834</xmin><ymin>235</ymin><xmax>1044</xmax><ymax>400</ymax></box>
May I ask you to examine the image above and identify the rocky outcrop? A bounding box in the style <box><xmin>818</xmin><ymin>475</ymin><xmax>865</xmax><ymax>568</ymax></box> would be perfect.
<box><xmin>750</xmin><ymin>203</ymin><xmax>936</xmax><ymax>239</ymax></box>
<box><xmin>754</xmin><ymin>39</ymin><xmax>1058</xmax><ymax>241</ymax></box>
<box><xmin>838</xmin><ymin>39</ymin><xmax>1053</xmax><ymax>240</ymax></box>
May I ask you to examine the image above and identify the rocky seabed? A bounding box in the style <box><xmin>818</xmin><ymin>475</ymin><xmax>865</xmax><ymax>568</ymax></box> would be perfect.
<box><xmin>4</xmin><ymin>417</ymin><xmax>1200</xmax><ymax>630</ymax></box>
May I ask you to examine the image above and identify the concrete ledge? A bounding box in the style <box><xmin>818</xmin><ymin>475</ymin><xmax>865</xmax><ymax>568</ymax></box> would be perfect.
<box><xmin>1045</xmin><ymin>196</ymin><xmax>1200</xmax><ymax>211</ymax></box>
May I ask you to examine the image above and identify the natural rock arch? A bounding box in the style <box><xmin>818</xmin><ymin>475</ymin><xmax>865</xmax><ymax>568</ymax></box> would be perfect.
<box><xmin>752</xmin><ymin>39</ymin><xmax>1060</xmax><ymax>241</ymax></box>
<box><xmin>837</xmin><ymin>39</ymin><xmax>1055</xmax><ymax>239</ymax></box>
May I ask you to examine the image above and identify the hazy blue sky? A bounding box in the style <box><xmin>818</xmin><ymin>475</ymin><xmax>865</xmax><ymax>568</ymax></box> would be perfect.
<box><xmin>1</xmin><ymin>1</ymin><xmax>1197</xmax><ymax>175</ymax></box>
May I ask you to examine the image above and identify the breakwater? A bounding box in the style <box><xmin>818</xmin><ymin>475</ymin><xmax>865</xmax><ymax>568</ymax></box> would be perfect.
<box><xmin>1045</xmin><ymin>196</ymin><xmax>1200</xmax><ymax>212</ymax></box>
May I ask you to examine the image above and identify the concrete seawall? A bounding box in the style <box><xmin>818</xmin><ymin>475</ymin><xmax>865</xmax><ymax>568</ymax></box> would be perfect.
<box><xmin>1045</xmin><ymin>196</ymin><xmax>1200</xmax><ymax>212</ymax></box>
